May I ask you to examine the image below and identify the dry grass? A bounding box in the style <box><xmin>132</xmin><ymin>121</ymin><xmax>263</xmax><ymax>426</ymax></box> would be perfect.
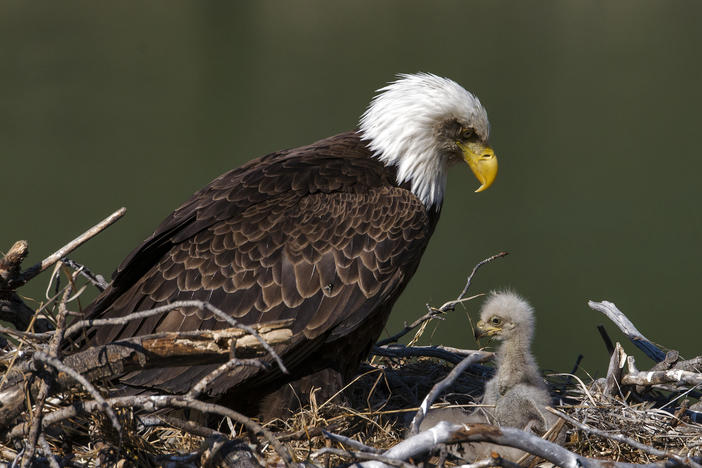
<box><xmin>2</xmin><ymin>351</ymin><xmax>699</xmax><ymax>467</ymax></box>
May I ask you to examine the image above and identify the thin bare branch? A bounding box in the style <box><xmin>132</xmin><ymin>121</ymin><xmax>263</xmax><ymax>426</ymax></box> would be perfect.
<box><xmin>66</xmin><ymin>300</ymin><xmax>289</xmax><ymax>374</ymax></box>
<box><xmin>8</xmin><ymin>395</ymin><xmax>295</xmax><ymax>468</ymax></box>
<box><xmin>410</xmin><ymin>351</ymin><xmax>493</xmax><ymax>434</ymax></box>
<box><xmin>10</xmin><ymin>208</ymin><xmax>126</xmax><ymax>289</ymax></box>
<box><xmin>377</xmin><ymin>252</ymin><xmax>507</xmax><ymax>347</ymax></box>
<box><xmin>32</xmin><ymin>351</ymin><xmax>120</xmax><ymax>434</ymax></box>
<box><xmin>373</xmin><ymin>343</ymin><xmax>492</xmax><ymax>365</ymax></box>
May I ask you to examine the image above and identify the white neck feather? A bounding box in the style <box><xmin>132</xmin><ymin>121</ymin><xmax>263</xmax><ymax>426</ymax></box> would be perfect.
<box><xmin>359</xmin><ymin>73</ymin><xmax>488</xmax><ymax>209</ymax></box>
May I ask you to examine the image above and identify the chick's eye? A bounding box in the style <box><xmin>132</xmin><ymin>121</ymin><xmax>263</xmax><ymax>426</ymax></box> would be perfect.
<box><xmin>460</xmin><ymin>128</ymin><xmax>474</xmax><ymax>140</ymax></box>
<box><xmin>490</xmin><ymin>317</ymin><xmax>501</xmax><ymax>325</ymax></box>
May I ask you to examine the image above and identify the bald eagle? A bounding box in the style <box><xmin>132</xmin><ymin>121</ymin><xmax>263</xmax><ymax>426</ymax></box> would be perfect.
<box><xmin>75</xmin><ymin>73</ymin><xmax>498</xmax><ymax>418</ymax></box>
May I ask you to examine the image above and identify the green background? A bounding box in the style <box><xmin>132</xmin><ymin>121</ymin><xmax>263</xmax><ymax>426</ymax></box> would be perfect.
<box><xmin>2</xmin><ymin>1</ymin><xmax>701</xmax><ymax>377</ymax></box>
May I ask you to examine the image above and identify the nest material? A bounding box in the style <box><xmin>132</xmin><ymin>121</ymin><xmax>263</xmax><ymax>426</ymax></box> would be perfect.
<box><xmin>2</xmin><ymin>350</ymin><xmax>700</xmax><ymax>467</ymax></box>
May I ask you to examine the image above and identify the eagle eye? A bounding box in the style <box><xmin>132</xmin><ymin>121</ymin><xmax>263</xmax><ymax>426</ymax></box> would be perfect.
<box><xmin>460</xmin><ymin>128</ymin><xmax>475</xmax><ymax>141</ymax></box>
<box><xmin>490</xmin><ymin>316</ymin><xmax>501</xmax><ymax>326</ymax></box>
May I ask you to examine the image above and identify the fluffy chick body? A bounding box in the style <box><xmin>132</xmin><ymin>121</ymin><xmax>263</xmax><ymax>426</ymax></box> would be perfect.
<box><xmin>419</xmin><ymin>291</ymin><xmax>557</xmax><ymax>461</ymax></box>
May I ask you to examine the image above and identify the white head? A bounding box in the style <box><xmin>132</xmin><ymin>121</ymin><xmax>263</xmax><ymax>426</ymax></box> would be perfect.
<box><xmin>359</xmin><ymin>73</ymin><xmax>497</xmax><ymax>209</ymax></box>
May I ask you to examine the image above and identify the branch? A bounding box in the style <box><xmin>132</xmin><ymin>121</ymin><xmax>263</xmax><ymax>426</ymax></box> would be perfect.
<box><xmin>7</xmin><ymin>395</ymin><xmax>295</xmax><ymax>468</ymax></box>
<box><xmin>377</xmin><ymin>251</ymin><xmax>507</xmax><ymax>346</ymax></box>
<box><xmin>546</xmin><ymin>407</ymin><xmax>695</xmax><ymax>465</ymax></box>
<box><xmin>65</xmin><ymin>300</ymin><xmax>289</xmax><ymax>375</ymax></box>
<box><xmin>7</xmin><ymin>208</ymin><xmax>126</xmax><ymax>290</ymax></box>
<box><xmin>32</xmin><ymin>351</ymin><xmax>120</xmax><ymax>435</ymax></box>
<box><xmin>410</xmin><ymin>351</ymin><xmax>493</xmax><ymax>434</ymax></box>
<box><xmin>622</xmin><ymin>356</ymin><xmax>702</xmax><ymax>387</ymax></box>
<box><xmin>361</xmin><ymin>422</ymin><xmax>700</xmax><ymax>468</ymax></box>
<box><xmin>373</xmin><ymin>343</ymin><xmax>491</xmax><ymax>365</ymax></box>
<box><xmin>588</xmin><ymin>300</ymin><xmax>666</xmax><ymax>362</ymax></box>
<box><xmin>0</xmin><ymin>321</ymin><xmax>293</xmax><ymax>431</ymax></box>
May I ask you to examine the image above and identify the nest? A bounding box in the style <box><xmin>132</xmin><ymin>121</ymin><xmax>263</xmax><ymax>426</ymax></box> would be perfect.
<box><xmin>2</xmin><ymin>230</ymin><xmax>701</xmax><ymax>467</ymax></box>
<box><xmin>2</xmin><ymin>342</ymin><xmax>701</xmax><ymax>467</ymax></box>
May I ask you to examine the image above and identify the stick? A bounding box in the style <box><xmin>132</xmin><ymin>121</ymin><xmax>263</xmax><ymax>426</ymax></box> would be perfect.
<box><xmin>373</xmin><ymin>343</ymin><xmax>491</xmax><ymax>365</ymax></box>
<box><xmin>361</xmin><ymin>421</ymin><xmax>701</xmax><ymax>468</ymax></box>
<box><xmin>7</xmin><ymin>395</ymin><xmax>295</xmax><ymax>468</ymax></box>
<box><xmin>377</xmin><ymin>252</ymin><xmax>507</xmax><ymax>347</ymax></box>
<box><xmin>588</xmin><ymin>300</ymin><xmax>666</xmax><ymax>362</ymax></box>
<box><xmin>622</xmin><ymin>356</ymin><xmax>702</xmax><ymax>387</ymax></box>
<box><xmin>546</xmin><ymin>407</ymin><xmax>697</xmax><ymax>466</ymax></box>
<box><xmin>10</xmin><ymin>208</ymin><xmax>126</xmax><ymax>289</ymax></box>
<box><xmin>65</xmin><ymin>300</ymin><xmax>289</xmax><ymax>374</ymax></box>
<box><xmin>410</xmin><ymin>351</ymin><xmax>493</xmax><ymax>434</ymax></box>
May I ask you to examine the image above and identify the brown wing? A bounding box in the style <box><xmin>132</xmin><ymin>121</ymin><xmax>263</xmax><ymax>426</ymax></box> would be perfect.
<box><xmin>75</xmin><ymin>132</ymin><xmax>439</xmax><ymax>395</ymax></box>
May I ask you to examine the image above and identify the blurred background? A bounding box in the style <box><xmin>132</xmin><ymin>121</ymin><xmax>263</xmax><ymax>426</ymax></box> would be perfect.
<box><xmin>2</xmin><ymin>1</ymin><xmax>701</xmax><ymax>377</ymax></box>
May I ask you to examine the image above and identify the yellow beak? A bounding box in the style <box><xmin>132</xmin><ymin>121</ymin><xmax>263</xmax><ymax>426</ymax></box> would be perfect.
<box><xmin>475</xmin><ymin>319</ymin><xmax>501</xmax><ymax>339</ymax></box>
<box><xmin>459</xmin><ymin>141</ymin><xmax>498</xmax><ymax>192</ymax></box>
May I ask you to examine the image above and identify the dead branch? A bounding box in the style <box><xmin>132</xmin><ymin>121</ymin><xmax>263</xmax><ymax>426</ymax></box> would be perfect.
<box><xmin>603</xmin><ymin>341</ymin><xmax>627</xmax><ymax>396</ymax></box>
<box><xmin>32</xmin><ymin>351</ymin><xmax>120</xmax><ymax>434</ymax></box>
<box><xmin>376</xmin><ymin>252</ymin><xmax>507</xmax><ymax>346</ymax></box>
<box><xmin>362</xmin><ymin>421</ymin><xmax>701</xmax><ymax>468</ymax></box>
<box><xmin>7</xmin><ymin>395</ymin><xmax>295</xmax><ymax>468</ymax></box>
<box><xmin>0</xmin><ymin>321</ymin><xmax>293</xmax><ymax>430</ymax></box>
<box><xmin>588</xmin><ymin>300</ymin><xmax>666</xmax><ymax>362</ymax></box>
<box><xmin>64</xmin><ymin>300</ymin><xmax>289</xmax><ymax>375</ymax></box>
<box><xmin>547</xmin><ymin>406</ymin><xmax>693</xmax><ymax>464</ymax></box>
<box><xmin>6</xmin><ymin>208</ymin><xmax>126</xmax><ymax>290</ymax></box>
<box><xmin>313</xmin><ymin>447</ymin><xmax>414</xmax><ymax>467</ymax></box>
<box><xmin>373</xmin><ymin>343</ymin><xmax>492</xmax><ymax>365</ymax></box>
<box><xmin>410</xmin><ymin>351</ymin><xmax>493</xmax><ymax>434</ymax></box>
<box><xmin>21</xmin><ymin>281</ymin><xmax>76</xmax><ymax>468</ymax></box>
<box><xmin>623</xmin><ymin>356</ymin><xmax>702</xmax><ymax>387</ymax></box>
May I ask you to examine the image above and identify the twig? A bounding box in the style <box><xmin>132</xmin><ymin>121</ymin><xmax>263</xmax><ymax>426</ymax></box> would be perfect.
<box><xmin>58</xmin><ymin>258</ymin><xmax>108</xmax><ymax>291</ymax></box>
<box><xmin>186</xmin><ymin>358</ymin><xmax>268</xmax><ymax>399</ymax></box>
<box><xmin>362</xmin><ymin>421</ymin><xmax>701</xmax><ymax>468</ymax></box>
<box><xmin>373</xmin><ymin>343</ymin><xmax>491</xmax><ymax>365</ymax></box>
<box><xmin>377</xmin><ymin>252</ymin><xmax>507</xmax><ymax>347</ymax></box>
<box><xmin>21</xmin><ymin>281</ymin><xmax>75</xmax><ymax>468</ymax></box>
<box><xmin>8</xmin><ymin>208</ymin><xmax>126</xmax><ymax>289</ymax></box>
<box><xmin>32</xmin><ymin>351</ymin><xmax>120</xmax><ymax>434</ymax></box>
<box><xmin>410</xmin><ymin>351</ymin><xmax>493</xmax><ymax>434</ymax></box>
<box><xmin>313</xmin><ymin>447</ymin><xmax>414</xmax><ymax>467</ymax></box>
<box><xmin>455</xmin><ymin>252</ymin><xmax>508</xmax><ymax>308</ymax></box>
<box><xmin>7</xmin><ymin>395</ymin><xmax>295</xmax><ymax>468</ymax></box>
<box><xmin>322</xmin><ymin>429</ymin><xmax>381</xmax><ymax>453</ymax></box>
<box><xmin>588</xmin><ymin>300</ymin><xmax>666</xmax><ymax>362</ymax></box>
<box><xmin>65</xmin><ymin>300</ymin><xmax>288</xmax><ymax>374</ymax></box>
<box><xmin>546</xmin><ymin>406</ymin><xmax>699</xmax><ymax>467</ymax></box>
<box><xmin>37</xmin><ymin>435</ymin><xmax>60</xmax><ymax>468</ymax></box>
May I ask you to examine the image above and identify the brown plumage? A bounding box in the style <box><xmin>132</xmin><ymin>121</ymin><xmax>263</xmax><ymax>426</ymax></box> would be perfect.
<box><xmin>69</xmin><ymin>74</ymin><xmax>498</xmax><ymax>418</ymax></box>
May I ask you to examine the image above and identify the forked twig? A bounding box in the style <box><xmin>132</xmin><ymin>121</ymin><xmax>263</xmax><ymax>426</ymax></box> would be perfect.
<box><xmin>377</xmin><ymin>252</ymin><xmax>507</xmax><ymax>346</ymax></box>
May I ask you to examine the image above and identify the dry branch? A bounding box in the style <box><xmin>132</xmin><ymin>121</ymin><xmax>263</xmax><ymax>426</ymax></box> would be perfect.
<box><xmin>623</xmin><ymin>356</ymin><xmax>702</xmax><ymax>387</ymax></box>
<box><xmin>588</xmin><ymin>300</ymin><xmax>666</xmax><ymax>362</ymax></box>
<box><xmin>6</xmin><ymin>208</ymin><xmax>126</xmax><ymax>290</ymax></box>
<box><xmin>0</xmin><ymin>321</ymin><xmax>293</xmax><ymax>430</ymax></box>
<box><xmin>410</xmin><ymin>351</ymin><xmax>493</xmax><ymax>435</ymax></box>
<box><xmin>376</xmin><ymin>252</ymin><xmax>507</xmax><ymax>347</ymax></box>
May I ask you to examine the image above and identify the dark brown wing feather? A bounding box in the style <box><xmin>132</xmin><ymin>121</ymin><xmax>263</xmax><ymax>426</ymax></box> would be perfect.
<box><xmin>74</xmin><ymin>131</ymin><xmax>440</xmax><ymax>396</ymax></box>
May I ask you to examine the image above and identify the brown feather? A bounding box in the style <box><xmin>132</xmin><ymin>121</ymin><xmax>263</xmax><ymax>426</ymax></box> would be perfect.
<box><xmin>69</xmin><ymin>131</ymin><xmax>441</xmax><ymax>418</ymax></box>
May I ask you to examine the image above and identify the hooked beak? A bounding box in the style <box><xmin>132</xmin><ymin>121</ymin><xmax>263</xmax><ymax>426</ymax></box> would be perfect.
<box><xmin>459</xmin><ymin>141</ymin><xmax>498</xmax><ymax>192</ymax></box>
<box><xmin>475</xmin><ymin>319</ymin><xmax>501</xmax><ymax>339</ymax></box>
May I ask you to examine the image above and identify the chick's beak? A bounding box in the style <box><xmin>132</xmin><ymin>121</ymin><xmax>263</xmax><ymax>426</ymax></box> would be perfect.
<box><xmin>459</xmin><ymin>141</ymin><xmax>498</xmax><ymax>192</ymax></box>
<box><xmin>475</xmin><ymin>319</ymin><xmax>501</xmax><ymax>339</ymax></box>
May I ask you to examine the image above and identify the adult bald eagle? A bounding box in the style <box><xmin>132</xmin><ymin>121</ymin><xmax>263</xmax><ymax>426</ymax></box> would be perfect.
<box><xmin>76</xmin><ymin>73</ymin><xmax>497</xmax><ymax>418</ymax></box>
